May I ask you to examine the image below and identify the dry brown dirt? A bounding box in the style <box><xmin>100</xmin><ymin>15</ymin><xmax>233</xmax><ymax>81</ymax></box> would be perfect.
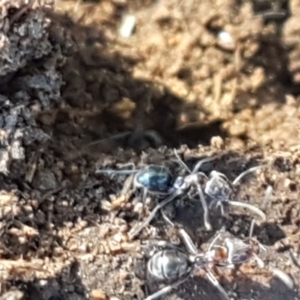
<box><xmin>1</xmin><ymin>0</ymin><xmax>300</xmax><ymax>299</ymax></box>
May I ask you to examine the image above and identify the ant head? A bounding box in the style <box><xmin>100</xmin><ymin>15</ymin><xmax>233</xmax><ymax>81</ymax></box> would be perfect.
<box><xmin>205</xmin><ymin>171</ymin><xmax>231</xmax><ymax>201</ymax></box>
<box><xmin>173</xmin><ymin>176</ymin><xmax>185</xmax><ymax>189</ymax></box>
<box><xmin>224</xmin><ymin>237</ymin><xmax>253</xmax><ymax>265</ymax></box>
<box><xmin>194</xmin><ymin>254</ymin><xmax>207</xmax><ymax>268</ymax></box>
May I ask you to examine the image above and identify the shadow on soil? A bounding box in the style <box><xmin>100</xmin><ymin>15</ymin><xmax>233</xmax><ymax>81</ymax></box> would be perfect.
<box><xmin>39</xmin><ymin>0</ymin><xmax>299</xmax><ymax>159</ymax></box>
<box><xmin>6</xmin><ymin>262</ymin><xmax>88</xmax><ymax>300</ymax></box>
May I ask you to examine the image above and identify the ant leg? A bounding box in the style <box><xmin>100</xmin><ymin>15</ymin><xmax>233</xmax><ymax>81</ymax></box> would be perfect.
<box><xmin>228</xmin><ymin>201</ymin><xmax>266</xmax><ymax>221</ymax></box>
<box><xmin>253</xmin><ymin>253</ymin><xmax>265</xmax><ymax>268</ymax></box>
<box><xmin>232</xmin><ymin>165</ymin><xmax>264</xmax><ymax>186</ymax></box>
<box><xmin>141</xmin><ymin>240</ymin><xmax>179</xmax><ymax>257</ymax></box>
<box><xmin>160</xmin><ymin>209</ymin><xmax>175</xmax><ymax>228</ymax></box>
<box><xmin>196</xmin><ymin>171</ymin><xmax>208</xmax><ymax>180</ymax></box>
<box><xmin>119</xmin><ymin>174</ymin><xmax>135</xmax><ymax>199</ymax></box>
<box><xmin>250</xmin><ymin>221</ymin><xmax>267</xmax><ymax>246</ymax></box>
<box><xmin>220</xmin><ymin>203</ymin><xmax>227</xmax><ymax>217</ymax></box>
<box><xmin>128</xmin><ymin>193</ymin><xmax>179</xmax><ymax>240</ymax></box>
<box><xmin>248</xmin><ymin>218</ymin><xmax>256</xmax><ymax>238</ymax></box>
<box><xmin>116</xmin><ymin>162</ymin><xmax>136</xmax><ymax>169</ymax></box>
<box><xmin>173</xmin><ymin>149</ymin><xmax>192</xmax><ymax>174</ymax></box>
<box><xmin>216</xmin><ymin>201</ymin><xmax>227</xmax><ymax>217</ymax></box>
<box><xmin>208</xmin><ymin>198</ymin><xmax>218</xmax><ymax>209</ymax></box>
<box><xmin>139</xmin><ymin>187</ymin><xmax>149</xmax><ymax>221</ymax></box>
<box><xmin>106</xmin><ymin>174</ymin><xmax>134</xmax><ymax>209</ymax></box>
<box><xmin>160</xmin><ymin>213</ymin><xmax>199</xmax><ymax>255</ymax></box>
<box><xmin>192</xmin><ymin>155</ymin><xmax>219</xmax><ymax>173</ymax></box>
<box><xmin>205</xmin><ymin>269</ymin><xmax>229</xmax><ymax>300</ymax></box>
<box><xmin>196</xmin><ymin>183</ymin><xmax>212</xmax><ymax>231</ymax></box>
<box><xmin>178</xmin><ymin>228</ymin><xmax>198</xmax><ymax>255</ymax></box>
<box><xmin>144</xmin><ymin>272</ymin><xmax>191</xmax><ymax>300</ymax></box>
<box><xmin>270</xmin><ymin>268</ymin><xmax>294</xmax><ymax>289</ymax></box>
<box><xmin>95</xmin><ymin>169</ymin><xmax>137</xmax><ymax>176</ymax></box>
<box><xmin>208</xmin><ymin>232</ymin><xmax>222</xmax><ymax>252</ymax></box>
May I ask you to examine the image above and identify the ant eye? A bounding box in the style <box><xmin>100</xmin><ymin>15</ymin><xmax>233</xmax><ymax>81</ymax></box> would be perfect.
<box><xmin>195</xmin><ymin>257</ymin><xmax>204</xmax><ymax>267</ymax></box>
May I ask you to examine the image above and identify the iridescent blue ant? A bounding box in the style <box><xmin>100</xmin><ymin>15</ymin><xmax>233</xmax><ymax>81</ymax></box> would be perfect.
<box><xmin>134</xmin><ymin>166</ymin><xmax>173</xmax><ymax>194</ymax></box>
<box><xmin>96</xmin><ymin>150</ymin><xmax>266</xmax><ymax>241</ymax></box>
<box><xmin>96</xmin><ymin>164</ymin><xmax>174</xmax><ymax>195</ymax></box>
<box><xmin>95</xmin><ymin>152</ymin><xmax>218</xmax><ymax>236</ymax></box>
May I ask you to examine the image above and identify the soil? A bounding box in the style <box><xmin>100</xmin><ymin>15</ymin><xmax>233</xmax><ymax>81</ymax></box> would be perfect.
<box><xmin>1</xmin><ymin>0</ymin><xmax>300</xmax><ymax>300</ymax></box>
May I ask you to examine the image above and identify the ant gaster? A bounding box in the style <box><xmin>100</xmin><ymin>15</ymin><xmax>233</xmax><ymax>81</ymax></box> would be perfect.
<box><xmin>143</xmin><ymin>219</ymin><xmax>267</xmax><ymax>300</ymax></box>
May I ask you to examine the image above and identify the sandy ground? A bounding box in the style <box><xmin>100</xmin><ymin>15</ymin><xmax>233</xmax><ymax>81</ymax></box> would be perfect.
<box><xmin>1</xmin><ymin>0</ymin><xmax>300</xmax><ymax>299</ymax></box>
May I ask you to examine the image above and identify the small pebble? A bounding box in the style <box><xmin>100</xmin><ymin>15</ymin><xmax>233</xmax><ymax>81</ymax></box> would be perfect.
<box><xmin>119</xmin><ymin>14</ymin><xmax>136</xmax><ymax>38</ymax></box>
<box><xmin>90</xmin><ymin>289</ymin><xmax>107</xmax><ymax>300</ymax></box>
<box><xmin>210</xmin><ymin>135</ymin><xmax>225</xmax><ymax>149</ymax></box>
<box><xmin>0</xmin><ymin>290</ymin><xmax>24</xmax><ymax>300</ymax></box>
<box><xmin>217</xmin><ymin>30</ymin><xmax>235</xmax><ymax>51</ymax></box>
<box><xmin>32</xmin><ymin>170</ymin><xmax>57</xmax><ymax>190</ymax></box>
<box><xmin>111</xmin><ymin>97</ymin><xmax>136</xmax><ymax>119</ymax></box>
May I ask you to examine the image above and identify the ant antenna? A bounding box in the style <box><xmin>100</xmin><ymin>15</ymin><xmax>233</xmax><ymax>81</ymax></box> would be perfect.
<box><xmin>192</xmin><ymin>155</ymin><xmax>219</xmax><ymax>173</ymax></box>
<box><xmin>232</xmin><ymin>165</ymin><xmax>265</xmax><ymax>186</ymax></box>
<box><xmin>173</xmin><ymin>149</ymin><xmax>191</xmax><ymax>174</ymax></box>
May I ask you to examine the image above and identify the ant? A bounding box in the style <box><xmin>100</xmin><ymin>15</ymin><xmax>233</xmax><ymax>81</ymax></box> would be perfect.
<box><xmin>127</xmin><ymin>150</ymin><xmax>266</xmax><ymax>240</ymax></box>
<box><xmin>143</xmin><ymin>218</ymin><xmax>293</xmax><ymax>300</ymax></box>
<box><xmin>96</xmin><ymin>150</ymin><xmax>218</xmax><ymax>235</ymax></box>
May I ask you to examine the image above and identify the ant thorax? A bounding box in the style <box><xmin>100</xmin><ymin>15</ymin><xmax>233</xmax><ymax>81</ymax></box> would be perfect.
<box><xmin>207</xmin><ymin>246</ymin><xmax>229</xmax><ymax>267</ymax></box>
<box><xmin>172</xmin><ymin>176</ymin><xmax>188</xmax><ymax>190</ymax></box>
<box><xmin>205</xmin><ymin>171</ymin><xmax>233</xmax><ymax>201</ymax></box>
<box><xmin>224</xmin><ymin>237</ymin><xmax>254</xmax><ymax>265</ymax></box>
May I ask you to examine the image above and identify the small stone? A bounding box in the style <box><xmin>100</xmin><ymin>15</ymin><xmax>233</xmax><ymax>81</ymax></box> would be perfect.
<box><xmin>283</xmin><ymin>177</ymin><xmax>290</xmax><ymax>187</ymax></box>
<box><xmin>111</xmin><ymin>97</ymin><xmax>136</xmax><ymax>119</ymax></box>
<box><xmin>217</xmin><ymin>30</ymin><xmax>235</xmax><ymax>51</ymax></box>
<box><xmin>112</xmin><ymin>233</ymin><xmax>123</xmax><ymax>243</ymax></box>
<box><xmin>119</xmin><ymin>14</ymin><xmax>136</xmax><ymax>38</ymax></box>
<box><xmin>0</xmin><ymin>290</ymin><xmax>24</xmax><ymax>300</ymax></box>
<box><xmin>90</xmin><ymin>289</ymin><xmax>107</xmax><ymax>300</ymax></box>
<box><xmin>210</xmin><ymin>136</ymin><xmax>225</xmax><ymax>149</ymax></box>
<box><xmin>101</xmin><ymin>200</ymin><xmax>112</xmax><ymax>211</ymax></box>
<box><xmin>32</xmin><ymin>170</ymin><xmax>57</xmax><ymax>190</ymax></box>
